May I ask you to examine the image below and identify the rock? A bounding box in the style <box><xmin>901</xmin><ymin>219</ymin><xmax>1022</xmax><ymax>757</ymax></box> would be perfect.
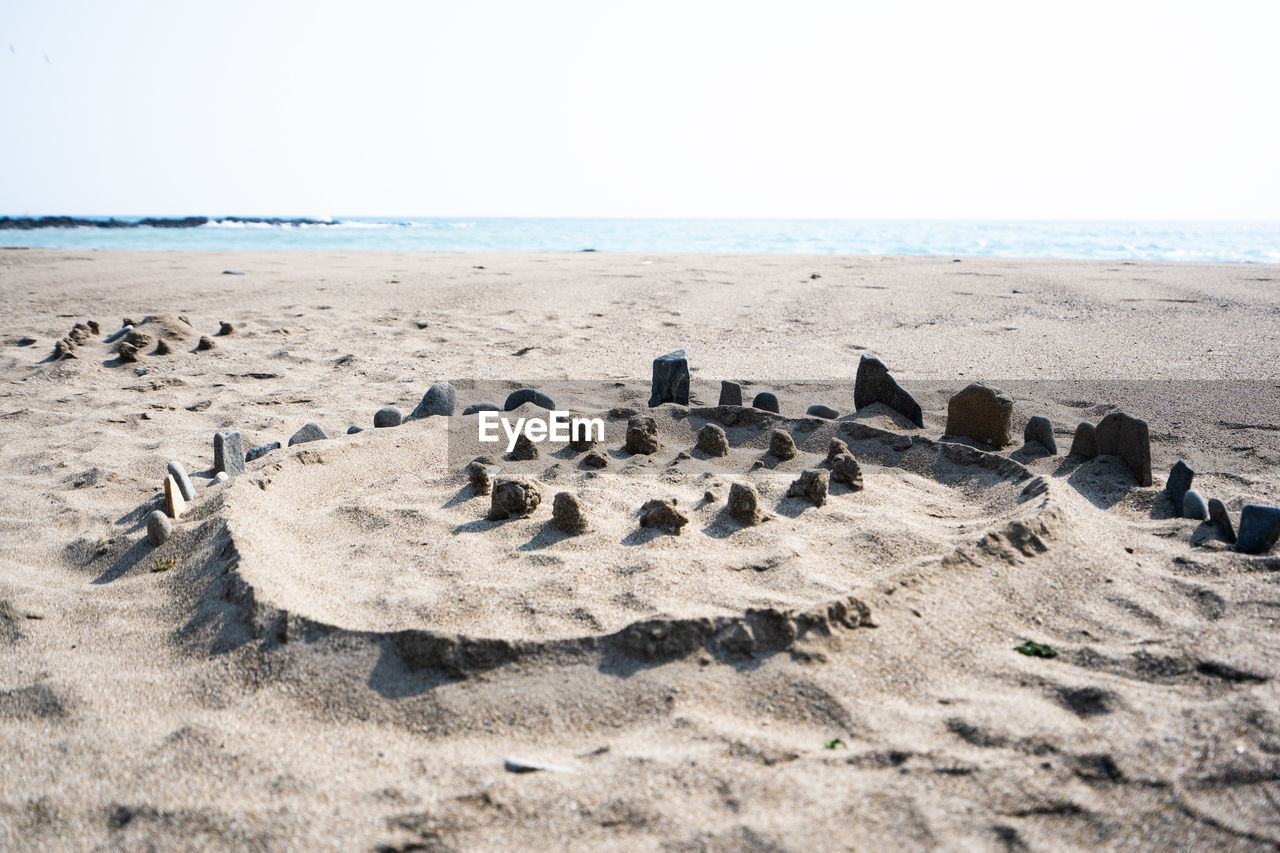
<box><xmin>1165</xmin><ymin>461</ymin><xmax>1194</xmax><ymax>515</ymax></box>
<box><xmin>52</xmin><ymin>339</ymin><xmax>76</xmax><ymax>359</ymax></box>
<box><xmin>768</xmin><ymin>430</ymin><xmax>797</xmax><ymax>460</ymax></box>
<box><xmin>154</xmin><ymin>339</ymin><xmax>173</xmax><ymax>355</ymax></box>
<box><xmin>787</xmin><ymin>469</ymin><xmax>829</xmax><ymax>506</ymax></box>
<box><xmin>752</xmin><ymin>392</ymin><xmax>780</xmax><ymax>414</ymax></box>
<box><xmin>410</xmin><ymin>382</ymin><xmax>456</xmax><ymax>418</ymax></box>
<box><xmin>503</xmin><ymin>757</ymin><xmax>577</xmax><ymax>775</ymax></box>
<box><xmin>488</xmin><ymin>478</ymin><xmax>542</xmax><ymax>520</ymax></box>
<box><xmin>648</xmin><ymin>349</ymin><xmax>690</xmax><ymax>407</ymax></box>
<box><xmin>1070</xmin><ymin>422</ymin><xmax>1098</xmax><ymax>459</ymax></box>
<box><xmin>1236</xmin><ymin>505</ymin><xmax>1280</xmax><ymax>554</ymax></box>
<box><xmin>467</xmin><ymin>457</ymin><xmax>496</xmax><ymax>494</ymax></box>
<box><xmin>103</xmin><ymin>325</ymin><xmax>131</xmax><ymax>343</ymax></box>
<box><xmin>122</xmin><ymin>318</ymin><xmax>138</xmax><ymax>329</ymax></box>
<box><xmin>164</xmin><ymin>475</ymin><xmax>186</xmax><ymax>519</ymax></box>
<box><xmin>213</xmin><ymin>471</ymin><xmax>229</xmax><ymax>484</ymax></box>
<box><xmin>374</xmin><ymin>407</ymin><xmax>402</xmax><ymax>428</ymax></box>
<box><xmin>504</xmin><ymin>388</ymin><xmax>555</xmax><ymax>411</ymax></box>
<box><xmin>719</xmin><ymin>381</ymin><xmax>743</xmax><ymax>407</ymax></box>
<box><xmin>462</xmin><ymin>401</ymin><xmax>501</xmax><ymax>416</ymax></box>
<box><xmin>639</xmin><ymin>497</ymin><xmax>688</xmax><ymax>534</ymax></box>
<box><xmin>1024</xmin><ymin>415</ymin><xmax>1056</xmax><ymax>453</ymax></box>
<box><xmin>568</xmin><ymin>421</ymin><xmax>596</xmax><ymax>452</ymax></box>
<box><xmin>178</xmin><ymin>316</ymin><xmax>192</xmax><ymax>327</ymax></box>
<box><xmin>346</xmin><ymin>425</ymin><xmax>363</xmax><ymax>434</ymax></box>
<box><xmin>830</xmin><ymin>454</ymin><xmax>864</xmax><ymax>490</ymax></box>
<box><xmin>146</xmin><ymin>510</ymin><xmax>172</xmax><ymax>546</ymax></box>
<box><xmin>213</xmin><ymin>431</ymin><xmax>245</xmax><ymax>477</ymax></box>
<box><xmin>86</xmin><ymin>320</ymin><xmax>100</xmax><ymax>335</ymax></box>
<box><xmin>1182</xmin><ymin>489</ymin><xmax>1208</xmax><ymax>520</ymax></box>
<box><xmin>216</xmin><ymin>321</ymin><xmax>235</xmax><ymax>336</ymax></box>
<box><xmin>825</xmin><ymin>438</ymin><xmax>851</xmax><ymax>467</ymax></box>
<box><xmin>582</xmin><ymin>450</ymin><xmax>608</xmax><ymax>469</ymax></box>
<box><xmin>1208</xmin><ymin>499</ymin><xmax>1237</xmax><ymax>544</ymax></box>
<box><xmin>626</xmin><ymin>416</ymin><xmax>659</xmax><ymax>455</ymax></box>
<box><xmin>509</xmin><ymin>433</ymin><xmax>539</xmax><ymax>460</ymax></box>
<box><xmin>945</xmin><ymin>383</ymin><xmax>1013</xmax><ymax>447</ymax></box>
<box><xmin>806</xmin><ymin>404</ymin><xmax>839</xmax><ymax>419</ymax></box>
<box><xmin>704</xmin><ymin>490</ymin><xmax>718</xmax><ymax>503</ymax></box>
<box><xmin>728</xmin><ymin>482</ymin><xmax>763</xmax><ymax>525</ymax></box>
<box><xmin>245</xmin><ymin>442</ymin><xmax>280</xmax><ymax>463</ymax></box>
<box><xmin>196</xmin><ymin>335</ymin><xmax>217</xmax><ymax>351</ymax></box>
<box><xmin>123</xmin><ymin>330</ymin><xmax>152</xmax><ymax>349</ymax></box>
<box><xmin>552</xmin><ymin>492</ymin><xmax>588</xmax><ymax>534</ymax></box>
<box><xmin>696</xmin><ymin>423</ymin><xmax>730</xmax><ymax>456</ymax></box>
<box><xmin>166</xmin><ymin>461</ymin><xmax>195</xmax><ymax>501</ymax></box>
<box><xmin>854</xmin><ymin>354</ymin><xmax>923</xmax><ymax>427</ymax></box>
<box><xmin>117</xmin><ymin>342</ymin><xmax>139</xmax><ymax>362</ymax></box>
<box><xmin>1095</xmin><ymin>412</ymin><xmax>1152</xmax><ymax>486</ymax></box>
<box><xmin>288</xmin><ymin>422</ymin><xmax>328</xmax><ymax>446</ymax></box>
<box><xmin>67</xmin><ymin>323</ymin><xmax>93</xmax><ymax>344</ymax></box>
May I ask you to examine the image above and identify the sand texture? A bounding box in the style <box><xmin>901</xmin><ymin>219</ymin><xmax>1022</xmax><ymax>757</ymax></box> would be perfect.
<box><xmin>1</xmin><ymin>249</ymin><xmax>1279</xmax><ymax>851</ymax></box>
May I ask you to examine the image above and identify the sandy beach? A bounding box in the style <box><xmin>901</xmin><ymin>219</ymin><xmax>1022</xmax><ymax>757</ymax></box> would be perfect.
<box><xmin>2</xmin><ymin>248</ymin><xmax>1279</xmax><ymax>851</ymax></box>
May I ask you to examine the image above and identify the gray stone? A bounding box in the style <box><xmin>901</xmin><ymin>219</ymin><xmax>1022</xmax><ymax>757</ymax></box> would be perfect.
<box><xmin>787</xmin><ymin>469</ymin><xmax>829</xmax><ymax>506</ymax></box>
<box><xmin>509</xmin><ymin>433</ymin><xmax>539</xmax><ymax>460</ymax></box>
<box><xmin>213</xmin><ymin>431</ymin><xmax>245</xmax><ymax>477</ymax></box>
<box><xmin>1095</xmin><ymin>412</ymin><xmax>1152</xmax><ymax>486</ymax></box>
<box><xmin>769</xmin><ymin>430</ymin><xmax>797</xmax><ymax>460</ymax></box>
<box><xmin>374</xmin><ymin>407</ymin><xmax>402</xmax><ymax>428</ymax></box>
<box><xmin>467</xmin><ymin>456</ymin><xmax>497</xmax><ymax>494</ymax></box>
<box><xmin>410</xmin><ymin>382</ymin><xmax>456</xmax><ymax>418</ymax></box>
<box><xmin>552</xmin><ymin>492</ymin><xmax>588</xmax><ymax>534</ymax></box>
<box><xmin>581</xmin><ymin>450</ymin><xmax>608</xmax><ymax>469</ymax></box>
<box><xmin>463</xmin><ymin>401</ymin><xmax>501</xmax><ymax>416</ymax></box>
<box><xmin>1236</xmin><ymin>504</ymin><xmax>1280</xmax><ymax>554</ymax></box>
<box><xmin>1069</xmin><ymin>422</ymin><xmax>1098</xmax><ymax>459</ymax></box>
<box><xmin>626</xmin><ymin>416</ymin><xmax>659</xmax><ymax>455</ymax></box>
<box><xmin>117</xmin><ymin>342</ymin><xmax>139</xmax><ymax>363</ymax></box>
<box><xmin>154</xmin><ymin>339</ymin><xmax>173</xmax><ymax>355</ymax></box>
<box><xmin>648</xmin><ymin>349</ymin><xmax>690</xmax><ymax>407</ymax></box>
<box><xmin>752</xmin><ymin>392</ymin><xmax>779</xmax><ymax>414</ymax></box>
<box><xmin>696</xmin><ymin>423</ymin><xmax>729</xmax><ymax>457</ymax></box>
<box><xmin>245</xmin><ymin>442</ymin><xmax>280</xmax><ymax>463</ymax></box>
<box><xmin>825</xmin><ymin>438</ymin><xmax>851</xmax><ymax>467</ymax></box>
<box><xmin>806</xmin><ymin>404</ymin><xmax>839</xmax><ymax>419</ymax></box>
<box><xmin>217</xmin><ymin>321</ymin><xmax>235</xmax><ymax>336</ymax></box>
<box><xmin>287</xmin><ymin>422</ymin><xmax>328</xmax><ymax>447</ymax></box>
<box><xmin>146</xmin><ymin>510</ymin><xmax>172</xmax><ymax>546</ymax></box>
<box><xmin>945</xmin><ymin>383</ymin><xmax>1013</xmax><ymax>447</ymax></box>
<box><xmin>504</xmin><ymin>388</ymin><xmax>555</xmax><ymax>411</ymax></box>
<box><xmin>1024</xmin><ymin>415</ymin><xmax>1056</xmax><ymax>454</ymax></box>
<box><xmin>166</xmin><ymin>461</ymin><xmax>195</xmax><ymax>502</ymax></box>
<box><xmin>1208</xmin><ymin>498</ymin><xmax>1236</xmax><ymax>544</ymax></box>
<box><xmin>719</xmin><ymin>381</ymin><xmax>743</xmax><ymax>407</ymax></box>
<box><xmin>196</xmin><ymin>335</ymin><xmax>216</xmax><ymax>351</ymax></box>
<box><xmin>1182</xmin><ymin>489</ymin><xmax>1208</xmax><ymax>521</ymax></box>
<box><xmin>831</xmin><ymin>454</ymin><xmax>864</xmax><ymax>490</ymax></box>
<box><xmin>728</xmin><ymin>482</ymin><xmax>763</xmax><ymax>525</ymax></box>
<box><xmin>346</xmin><ymin>425</ymin><xmax>364</xmax><ymax>434</ymax></box>
<box><xmin>1165</xmin><ymin>461</ymin><xmax>1194</xmax><ymax>515</ymax></box>
<box><xmin>854</xmin><ymin>354</ymin><xmax>923</xmax><ymax>427</ymax></box>
<box><xmin>639</xmin><ymin>497</ymin><xmax>688</xmax><ymax>534</ymax></box>
<box><xmin>488</xmin><ymin>478</ymin><xmax>542</xmax><ymax>520</ymax></box>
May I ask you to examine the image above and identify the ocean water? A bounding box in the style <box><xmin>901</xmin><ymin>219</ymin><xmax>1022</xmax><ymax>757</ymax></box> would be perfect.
<box><xmin>2</xmin><ymin>217</ymin><xmax>1278</xmax><ymax>263</ymax></box>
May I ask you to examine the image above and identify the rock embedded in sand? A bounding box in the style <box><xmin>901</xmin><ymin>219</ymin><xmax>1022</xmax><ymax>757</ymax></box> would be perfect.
<box><xmin>648</xmin><ymin>349</ymin><xmax>690</xmax><ymax>407</ymax></box>
<box><xmin>504</xmin><ymin>388</ymin><xmax>555</xmax><ymax>411</ymax></box>
<box><xmin>196</xmin><ymin>335</ymin><xmax>217</xmax><ymax>351</ymax></box>
<box><xmin>213</xmin><ymin>471</ymin><xmax>229</xmax><ymax>484</ymax></box>
<box><xmin>854</xmin><ymin>354</ymin><xmax>924</xmax><ymax>428</ymax></box>
<box><xmin>146</xmin><ymin>510</ymin><xmax>172</xmax><ymax>546</ymax></box>
<box><xmin>288</xmin><ymin>422</ymin><xmax>329</xmax><ymax>446</ymax></box>
<box><xmin>164</xmin><ymin>475</ymin><xmax>186</xmax><ymax>519</ymax></box>
<box><xmin>830</xmin><ymin>454</ymin><xmax>864</xmax><ymax>490</ymax></box>
<box><xmin>728</xmin><ymin>481</ymin><xmax>763</xmax><ymax>525</ymax></box>
<box><xmin>52</xmin><ymin>339</ymin><xmax>76</xmax><ymax>359</ymax></box>
<box><xmin>1024</xmin><ymin>415</ymin><xmax>1056</xmax><ymax>453</ymax></box>
<box><xmin>552</xmin><ymin>491</ymin><xmax>588</xmax><ymax>534</ymax></box>
<box><xmin>488</xmin><ymin>477</ymin><xmax>542</xmax><ymax>520</ymax></box>
<box><xmin>213</xmin><ymin>430</ymin><xmax>245</xmax><ymax>477</ymax></box>
<box><xmin>462</xmin><ymin>401</ymin><xmax>501</xmax><ymax>416</ymax></box>
<box><xmin>768</xmin><ymin>429</ymin><xmax>797</xmax><ymax>460</ymax></box>
<box><xmin>410</xmin><ymin>382</ymin><xmax>457</xmax><ymax>418</ymax></box>
<box><xmin>374</xmin><ymin>407</ymin><xmax>402</xmax><ymax>428</ymax></box>
<box><xmin>787</xmin><ymin>469</ymin><xmax>829</xmax><ymax>506</ymax></box>
<box><xmin>704</xmin><ymin>489</ymin><xmax>718</xmax><ymax>503</ymax></box>
<box><xmin>1182</xmin><ymin>489</ymin><xmax>1208</xmax><ymax>520</ymax></box>
<box><xmin>582</xmin><ymin>450</ymin><xmax>608</xmax><ymax>469</ymax></box>
<box><xmin>346</xmin><ymin>425</ymin><xmax>363</xmax><ymax>434</ymax></box>
<box><xmin>752</xmin><ymin>392</ymin><xmax>780</xmax><ymax>414</ymax></box>
<box><xmin>123</xmin><ymin>330</ymin><xmax>152</xmax><ymax>349</ymax></box>
<box><xmin>1236</xmin><ymin>504</ymin><xmax>1280</xmax><ymax>554</ymax></box>
<box><xmin>1095</xmin><ymin>411</ymin><xmax>1152</xmax><ymax>486</ymax></box>
<box><xmin>166</xmin><ymin>461</ymin><xmax>195</xmax><ymax>502</ymax></box>
<box><xmin>568</xmin><ymin>422</ymin><xmax>596</xmax><ymax>452</ymax></box>
<box><xmin>696</xmin><ymin>423</ymin><xmax>729</xmax><ymax>457</ymax></box>
<box><xmin>154</xmin><ymin>339</ymin><xmax>173</xmax><ymax>355</ymax></box>
<box><xmin>639</xmin><ymin>497</ymin><xmax>688</xmax><ymax>534</ymax></box>
<box><xmin>719</xmin><ymin>381</ymin><xmax>743</xmax><ymax>407</ymax></box>
<box><xmin>1208</xmin><ymin>498</ymin><xmax>1236</xmax><ymax>544</ymax></box>
<box><xmin>806</xmin><ymin>404</ymin><xmax>839</xmax><ymax>419</ymax></box>
<box><xmin>245</xmin><ymin>442</ymin><xmax>280</xmax><ymax>463</ymax></box>
<box><xmin>825</xmin><ymin>438</ymin><xmax>851</xmax><ymax>467</ymax></box>
<box><xmin>1165</xmin><ymin>461</ymin><xmax>1194</xmax><ymax>515</ymax></box>
<box><xmin>117</xmin><ymin>342</ymin><xmax>139</xmax><ymax>363</ymax></box>
<box><xmin>467</xmin><ymin>457</ymin><xmax>496</xmax><ymax>494</ymax></box>
<box><xmin>509</xmin><ymin>433</ymin><xmax>539</xmax><ymax>460</ymax></box>
<box><xmin>626</xmin><ymin>416</ymin><xmax>660</xmax><ymax>455</ymax></box>
<box><xmin>216</xmin><ymin>321</ymin><xmax>235</xmax><ymax>336</ymax></box>
<box><xmin>1069</xmin><ymin>422</ymin><xmax>1099</xmax><ymax>459</ymax></box>
<box><xmin>945</xmin><ymin>383</ymin><xmax>1013</xmax><ymax>447</ymax></box>
<box><xmin>103</xmin><ymin>325</ymin><xmax>131</xmax><ymax>344</ymax></box>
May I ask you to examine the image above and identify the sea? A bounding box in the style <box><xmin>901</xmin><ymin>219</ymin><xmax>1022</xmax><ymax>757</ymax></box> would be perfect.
<box><xmin>2</xmin><ymin>217</ymin><xmax>1278</xmax><ymax>263</ymax></box>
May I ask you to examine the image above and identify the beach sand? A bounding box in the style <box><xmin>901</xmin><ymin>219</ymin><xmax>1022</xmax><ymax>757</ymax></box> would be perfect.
<box><xmin>1</xmin><ymin>248</ymin><xmax>1278</xmax><ymax>850</ymax></box>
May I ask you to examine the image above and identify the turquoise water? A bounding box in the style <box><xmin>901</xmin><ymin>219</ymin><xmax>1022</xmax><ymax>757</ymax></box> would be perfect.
<box><xmin>3</xmin><ymin>218</ymin><xmax>1278</xmax><ymax>262</ymax></box>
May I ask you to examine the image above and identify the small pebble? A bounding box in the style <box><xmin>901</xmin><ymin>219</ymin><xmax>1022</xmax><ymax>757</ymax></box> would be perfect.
<box><xmin>1182</xmin><ymin>489</ymin><xmax>1208</xmax><ymax>521</ymax></box>
<box><xmin>504</xmin><ymin>388</ymin><xmax>555</xmax><ymax>411</ymax></box>
<box><xmin>346</xmin><ymin>425</ymin><xmax>364</xmax><ymax>434</ymax></box>
<box><xmin>146</xmin><ymin>510</ymin><xmax>172</xmax><ymax>546</ymax></box>
<box><xmin>154</xmin><ymin>339</ymin><xmax>173</xmax><ymax>356</ymax></box>
<box><xmin>1165</xmin><ymin>461</ymin><xmax>1194</xmax><ymax>515</ymax></box>
<box><xmin>728</xmin><ymin>482</ymin><xmax>762</xmax><ymax>525</ymax></box>
<box><xmin>806</xmin><ymin>404</ymin><xmax>838</xmax><ymax>419</ymax></box>
<box><xmin>581</xmin><ymin>450</ymin><xmax>609</xmax><ymax>469</ymax></box>
<box><xmin>1023</xmin><ymin>415</ymin><xmax>1056</xmax><ymax>454</ymax></box>
<box><xmin>213</xmin><ymin>471</ymin><xmax>229</xmax><ymax>484</ymax></box>
<box><xmin>488</xmin><ymin>478</ymin><xmax>542</xmax><ymax>520</ymax></box>
<box><xmin>462</xmin><ymin>401</ymin><xmax>501</xmax><ymax>416</ymax></box>
<box><xmin>164</xmin><ymin>475</ymin><xmax>186</xmax><ymax>519</ymax></box>
<box><xmin>768</xmin><ymin>429</ymin><xmax>797</xmax><ymax>460</ymax></box>
<box><xmin>1207</xmin><ymin>498</ymin><xmax>1236</xmax><ymax>544</ymax></box>
<box><xmin>117</xmin><ymin>342</ymin><xmax>139</xmax><ymax>363</ymax></box>
<box><xmin>245</xmin><ymin>442</ymin><xmax>280</xmax><ymax>463</ymax></box>
<box><xmin>552</xmin><ymin>492</ymin><xmax>588</xmax><ymax>534</ymax></box>
<box><xmin>509</xmin><ymin>433</ymin><xmax>539</xmax><ymax>461</ymax></box>
<box><xmin>288</xmin><ymin>422</ymin><xmax>329</xmax><ymax>446</ymax></box>
<box><xmin>752</xmin><ymin>392</ymin><xmax>780</xmax><ymax>414</ymax></box>
<box><xmin>374</xmin><ymin>407</ymin><xmax>402</xmax><ymax>428</ymax></box>
<box><xmin>696</xmin><ymin>423</ymin><xmax>729</xmax><ymax>457</ymax></box>
<box><xmin>639</xmin><ymin>497</ymin><xmax>688</xmax><ymax>534</ymax></box>
<box><xmin>166</xmin><ymin>461</ymin><xmax>195</xmax><ymax>501</ymax></box>
<box><xmin>216</xmin><ymin>321</ymin><xmax>235</xmax><ymax>336</ymax></box>
<box><xmin>410</xmin><ymin>382</ymin><xmax>456</xmax><ymax>418</ymax></box>
<box><xmin>196</xmin><ymin>335</ymin><xmax>217</xmax><ymax>351</ymax></box>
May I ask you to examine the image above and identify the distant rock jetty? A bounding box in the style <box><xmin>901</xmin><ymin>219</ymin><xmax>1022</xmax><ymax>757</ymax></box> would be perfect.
<box><xmin>0</xmin><ymin>216</ymin><xmax>336</xmax><ymax>230</ymax></box>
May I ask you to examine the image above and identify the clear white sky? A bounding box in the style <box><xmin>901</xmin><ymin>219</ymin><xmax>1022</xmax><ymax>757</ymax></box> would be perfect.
<box><xmin>2</xmin><ymin>1</ymin><xmax>1277</xmax><ymax>219</ymax></box>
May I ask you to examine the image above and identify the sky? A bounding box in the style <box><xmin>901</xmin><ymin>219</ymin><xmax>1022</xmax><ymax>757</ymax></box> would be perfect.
<box><xmin>2</xmin><ymin>1</ymin><xmax>1277</xmax><ymax>219</ymax></box>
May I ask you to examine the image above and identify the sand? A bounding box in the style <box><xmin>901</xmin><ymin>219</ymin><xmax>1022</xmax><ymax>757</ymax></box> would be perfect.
<box><xmin>1</xmin><ymin>248</ymin><xmax>1279</xmax><ymax>850</ymax></box>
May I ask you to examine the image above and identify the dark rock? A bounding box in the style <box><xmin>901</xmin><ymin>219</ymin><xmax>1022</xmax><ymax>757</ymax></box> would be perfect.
<box><xmin>154</xmin><ymin>339</ymin><xmax>173</xmax><ymax>355</ymax></box>
<box><xmin>52</xmin><ymin>339</ymin><xmax>75</xmax><ymax>359</ymax></box>
<box><xmin>86</xmin><ymin>320</ymin><xmax>100</xmax><ymax>335</ymax></box>
<box><xmin>146</xmin><ymin>510</ymin><xmax>172</xmax><ymax>546</ymax></box>
<box><xmin>196</xmin><ymin>335</ymin><xmax>217</xmax><ymax>351</ymax></box>
<box><xmin>245</xmin><ymin>442</ymin><xmax>280</xmax><ymax>463</ymax></box>
<box><xmin>1236</xmin><ymin>505</ymin><xmax>1280</xmax><ymax>554</ymax></box>
<box><xmin>488</xmin><ymin>478</ymin><xmax>542</xmax><ymax>520</ymax></box>
<box><xmin>374</xmin><ymin>407</ymin><xmax>402</xmax><ymax>428</ymax></box>
<box><xmin>582</xmin><ymin>450</ymin><xmax>608</xmax><ymax>469</ymax></box>
<box><xmin>608</xmin><ymin>406</ymin><xmax>639</xmax><ymax>419</ymax></box>
<box><xmin>123</xmin><ymin>330</ymin><xmax>152</xmax><ymax>349</ymax></box>
<box><xmin>1165</xmin><ymin>461</ymin><xmax>1194</xmax><ymax>515</ymax></box>
<box><xmin>787</xmin><ymin>469</ymin><xmax>829</xmax><ymax>506</ymax></box>
<box><xmin>752</xmin><ymin>392</ymin><xmax>780</xmax><ymax>414</ymax></box>
<box><xmin>825</xmin><ymin>438</ymin><xmax>851</xmax><ymax>467</ymax></box>
<box><xmin>830</xmin><ymin>454</ymin><xmax>864</xmax><ymax>490</ymax></box>
<box><xmin>509</xmin><ymin>433</ymin><xmax>539</xmax><ymax>460</ymax></box>
<box><xmin>552</xmin><ymin>492</ymin><xmax>588</xmax><ymax>534</ymax></box>
<box><xmin>1095</xmin><ymin>412</ymin><xmax>1152</xmax><ymax>486</ymax></box>
<box><xmin>1070</xmin><ymin>422</ymin><xmax>1098</xmax><ymax>459</ymax></box>
<box><xmin>117</xmin><ymin>342</ymin><xmax>139</xmax><ymax>363</ymax></box>
<box><xmin>719</xmin><ymin>381</ymin><xmax>743</xmax><ymax>407</ymax></box>
<box><xmin>1024</xmin><ymin>415</ymin><xmax>1056</xmax><ymax>453</ymax></box>
<box><xmin>768</xmin><ymin>430</ymin><xmax>797</xmax><ymax>460</ymax></box>
<box><xmin>166</xmin><ymin>461</ymin><xmax>195</xmax><ymax>502</ymax></box>
<box><xmin>704</xmin><ymin>490</ymin><xmax>718</xmax><ymax>503</ymax></box>
<box><xmin>945</xmin><ymin>383</ymin><xmax>1013</xmax><ymax>447</ymax></box>
<box><xmin>1207</xmin><ymin>499</ymin><xmax>1236</xmax><ymax>544</ymax></box>
<box><xmin>288</xmin><ymin>422</ymin><xmax>328</xmax><ymax>446</ymax></box>
<box><xmin>626</xmin><ymin>416</ymin><xmax>659</xmax><ymax>455</ymax></box>
<box><xmin>213</xmin><ymin>431</ymin><xmax>245</xmax><ymax>477</ymax></box>
<box><xmin>467</xmin><ymin>457</ymin><xmax>496</xmax><ymax>494</ymax></box>
<box><xmin>13</xmin><ymin>336</ymin><xmax>36</xmax><ymax>346</ymax></box>
<box><xmin>410</xmin><ymin>382</ymin><xmax>456</xmax><ymax>418</ymax></box>
<box><xmin>462</xmin><ymin>401</ymin><xmax>501</xmax><ymax>416</ymax></box>
<box><xmin>216</xmin><ymin>321</ymin><xmax>235</xmax><ymax>336</ymax></box>
<box><xmin>696</xmin><ymin>423</ymin><xmax>729</xmax><ymax>456</ymax></box>
<box><xmin>854</xmin><ymin>354</ymin><xmax>923</xmax><ymax>427</ymax></box>
<box><xmin>67</xmin><ymin>323</ymin><xmax>93</xmax><ymax>344</ymax></box>
<box><xmin>568</xmin><ymin>420</ymin><xmax>597</xmax><ymax>452</ymax></box>
<box><xmin>639</xmin><ymin>497</ymin><xmax>688</xmax><ymax>534</ymax></box>
<box><xmin>122</xmin><ymin>318</ymin><xmax>138</xmax><ymax>328</ymax></box>
<box><xmin>648</xmin><ymin>349</ymin><xmax>690</xmax><ymax>407</ymax></box>
<box><xmin>346</xmin><ymin>425</ymin><xmax>364</xmax><ymax>434</ymax></box>
<box><xmin>728</xmin><ymin>482</ymin><xmax>763</xmax><ymax>525</ymax></box>
<box><xmin>1182</xmin><ymin>490</ymin><xmax>1208</xmax><ymax>520</ymax></box>
<box><xmin>504</xmin><ymin>388</ymin><xmax>555</xmax><ymax>411</ymax></box>
<box><xmin>806</xmin><ymin>404</ymin><xmax>839</xmax><ymax>419</ymax></box>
